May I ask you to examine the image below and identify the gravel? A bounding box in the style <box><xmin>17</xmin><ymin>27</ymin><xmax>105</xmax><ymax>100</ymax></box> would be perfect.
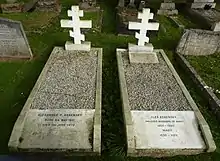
<box><xmin>31</xmin><ymin>47</ymin><xmax>98</xmax><ymax>109</ymax></box>
<box><xmin>121</xmin><ymin>51</ymin><xmax>192</xmax><ymax>111</ymax></box>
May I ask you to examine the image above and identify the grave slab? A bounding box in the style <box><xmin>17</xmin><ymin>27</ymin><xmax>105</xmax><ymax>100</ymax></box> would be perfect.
<box><xmin>0</xmin><ymin>18</ymin><xmax>32</xmax><ymax>59</ymax></box>
<box><xmin>116</xmin><ymin>49</ymin><xmax>216</xmax><ymax>157</ymax></box>
<box><xmin>8</xmin><ymin>47</ymin><xmax>102</xmax><ymax>155</ymax></box>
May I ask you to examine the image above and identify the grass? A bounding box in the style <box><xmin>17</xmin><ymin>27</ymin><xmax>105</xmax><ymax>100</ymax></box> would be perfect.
<box><xmin>0</xmin><ymin>0</ymin><xmax>220</xmax><ymax>160</ymax></box>
<box><xmin>186</xmin><ymin>53</ymin><xmax>220</xmax><ymax>99</ymax></box>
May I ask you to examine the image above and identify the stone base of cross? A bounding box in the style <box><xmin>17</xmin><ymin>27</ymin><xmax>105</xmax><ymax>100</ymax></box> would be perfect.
<box><xmin>60</xmin><ymin>6</ymin><xmax>92</xmax><ymax>51</ymax></box>
<box><xmin>128</xmin><ymin>8</ymin><xmax>159</xmax><ymax>64</ymax></box>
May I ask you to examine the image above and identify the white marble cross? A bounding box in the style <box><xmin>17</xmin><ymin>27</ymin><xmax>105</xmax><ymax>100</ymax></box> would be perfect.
<box><xmin>60</xmin><ymin>6</ymin><xmax>92</xmax><ymax>45</ymax></box>
<box><xmin>129</xmin><ymin>8</ymin><xmax>159</xmax><ymax>46</ymax></box>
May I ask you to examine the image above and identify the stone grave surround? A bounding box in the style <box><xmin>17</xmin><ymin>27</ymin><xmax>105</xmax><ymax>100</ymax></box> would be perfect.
<box><xmin>191</xmin><ymin>0</ymin><xmax>216</xmax><ymax>9</ymax></box>
<box><xmin>116</xmin><ymin>8</ymin><xmax>216</xmax><ymax>157</ymax></box>
<box><xmin>0</xmin><ymin>18</ymin><xmax>32</xmax><ymax>59</ymax></box>
<box><xmin>8</xmin><ymin>6</ymin><xmax>102</xmax><ymax>155</ymax></box>
<box><xmin>157</xmin><ymin>0</ymin><xmax>178</xmax><ymax>16</ymax></box>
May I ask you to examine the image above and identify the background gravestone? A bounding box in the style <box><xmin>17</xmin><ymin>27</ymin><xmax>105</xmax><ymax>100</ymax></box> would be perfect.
<box><xmin>35</xmin><ymin>0</ymin><xmax>61</xmax><ymax>12</ymax></box>
<box><xmin>0</xmin><ymin>18</ymin><xmax>32</xmax><ymax>59</ymax></box>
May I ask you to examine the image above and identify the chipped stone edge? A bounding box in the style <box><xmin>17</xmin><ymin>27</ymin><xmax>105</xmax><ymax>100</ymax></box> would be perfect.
<box><xmin>116</xmin><ymin>48</ymin><xmax>136</xmax><ymax>155</ymax></box>
<box><xmin>175</xmin><ymin>52</ymin><xmax>218</xmax><ymax>152</ymax></box>
<box><xmin>8</xmin><ymin>47</ymin><xmax>58</xmax><ymax>151</ymax></box>
<box><xmin>158</xmin><ymin>49</ymin><xmax>216</xmax><ymax>153</ymax></box>
<box><xmin>93</xmin><ymin>48</ymin><xmax>102</xmax><ymax>155</ymax></box>
<box><xmin>8</xmin><ymin>47</ymin><xmax>102</xmax><ymax>155</ymax></box>
<box><xmin>0</xmin><ymin>17</ymin><xmax>33</xmax><ymax>59</ymax></box>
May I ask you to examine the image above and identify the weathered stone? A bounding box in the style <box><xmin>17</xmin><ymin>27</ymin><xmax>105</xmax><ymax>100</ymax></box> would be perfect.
<box><xmin>8</xmin><ymin>47</ymin><xmax>102</xmax><ymax>155</ymax></box>
<box><xmin>116</xmin><ymin>49</ymin><xmax>216</xmax><ymax>157</ymax></box>
<box><xmin>176</xmin><ymin>29</ymin><xmax>220</xmax><ymax>55</ymax></box>
<box><xmin>189</xmin><ymin>9</ymin><xmax>220</xmax><ymax>31</ymax></box>
<box><xmin>157</xmin><ymin>2</ymin><xmax>178</xmax><ymax>16</ymax></box>
<box><xmin>35</xmin><ymin>0</ymin><xmax>60</xmax><ymax>12</ymax></box>
<box><xmin>191</xmin><ymin>2</ymin><xmax>216</xmax><ymax>9</ymax></box>
<box><xmin>0</xmin><ymin>18</ymin><xmax>32</xmax><ymax>59</ymax></box>
<box><xmin>1</xmin><ymin>3</ymin><xmax>23</xmax><ymax>13</ymax></box>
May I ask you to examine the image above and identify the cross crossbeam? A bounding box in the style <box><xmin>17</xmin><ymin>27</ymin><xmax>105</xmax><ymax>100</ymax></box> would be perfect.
<box><xmin>60</xmin><ymin>6</ymin><xmax>92</xmax><ymax>44</ymax></box>
<box><xmin>128</xmin><ymin>8</ymin><xmax>159</xmax><ymax>46</ymax></box>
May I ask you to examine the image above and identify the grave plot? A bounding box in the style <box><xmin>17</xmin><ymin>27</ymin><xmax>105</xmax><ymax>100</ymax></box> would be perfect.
<box><xmin>117</xmin><ymin>8</ymin><xmax>216</xmax><ymax>157</ymax></box>
<box><xmin>176</xmin><ymin>30</ymin><xmax>220</xmax><ymax>122</ymax></box>
<box><xmin>0</xmin><ymin>18</ymin><xmax>32</xmax><ymax>59</ymax></box>
<box><xmin>8</xmin><ymin>6</ymin><xmax>102</xmax><ymax>155</ymax></box>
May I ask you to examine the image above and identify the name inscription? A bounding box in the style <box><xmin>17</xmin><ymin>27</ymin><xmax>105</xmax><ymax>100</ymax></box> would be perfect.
<box><xmin>145</xmin><ymin>114</ymin><xmax>184</xmax><ymax>138</ymax></box>
<box><xmin>37</xmin><ymin>112</ymin><xmax>83</xmax><ymax>127</ymax></box>
<box><xmin>132</xmin><ymin>111</ymin><xmax>205</xmax><ymax>149</ymax></box>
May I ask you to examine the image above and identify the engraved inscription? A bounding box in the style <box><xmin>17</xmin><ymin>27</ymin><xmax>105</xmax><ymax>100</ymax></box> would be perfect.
<box><xmin>145</xmin><ymin>115</ymin><xmax>184</xmax><ymax>138</ymax></box>
<box><xmin>37</xmin><ymin>112</ymin><xmax>83</xmax><ymax>127</ymax></box>
<box><xmin>132</xmin><ymin>111</ymin><xmax>205</xmax><ymax>149</ymax></box>
<box><xmin>0</xmin><ymin>19</ymin><xmax>31</xmax><ymax>57</ymax></box>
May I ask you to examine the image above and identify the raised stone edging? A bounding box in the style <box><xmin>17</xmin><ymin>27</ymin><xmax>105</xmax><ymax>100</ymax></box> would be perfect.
<box><xmin>8</xmin><ymin>47</ymin><xmax>102</xmax><ymax>155</ymax></box>
<box><xmin>116</xmin><ymin>49</ymin><xmax>216</xmax><ymax>156</ymax></box>
<box><xmin>176</xmin><ymin>53</ymin><xmax>220</xmax><ymax>130</ymax></box>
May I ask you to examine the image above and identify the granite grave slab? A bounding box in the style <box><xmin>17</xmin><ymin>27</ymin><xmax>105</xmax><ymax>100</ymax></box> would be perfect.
<box><xmin>0</xmin><ymin>18</ymin><xmax>32</xmax><ymax>59</ymax></box>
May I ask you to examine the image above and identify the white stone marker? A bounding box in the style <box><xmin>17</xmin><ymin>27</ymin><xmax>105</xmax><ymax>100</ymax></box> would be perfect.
<box><xmin>60</xmin><ymin>6</ymin><xmax>92</xmax><ymax>51</ymax></box>
<box><xmin>128</xmin><ymin>8</ymin><xmax>159</xmax><ymax>63</ymax></box>
<box><xmin>132</xmin><ymin>111</ymin><xmax>205</xmax><ymax>149</ymax></box>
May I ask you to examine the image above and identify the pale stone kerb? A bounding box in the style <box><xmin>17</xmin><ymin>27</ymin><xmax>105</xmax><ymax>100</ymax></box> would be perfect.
<box><xmin>8</xmin><ymin>47</ymin><xmax>59</xmax><ymax>151</ymax></box>
<box><xmin>159</xmin><ymin>49</ymin><xmax>216</xmax><ymax>152</ymax></box>
<box><xmin>116</xmin><ymin>49</ymin><xmax>135</xmax><ymax>153</ymax></box>
<box><xmin>93</xmin><ymin>48</ymin><xmax>102</xmax><ymax>154</ymax></box>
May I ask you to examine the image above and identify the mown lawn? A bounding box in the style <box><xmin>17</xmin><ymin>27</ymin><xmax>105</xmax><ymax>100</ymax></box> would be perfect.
<box><xmin>0</xmin><ymin>0</ymin><xmax>220</xmax><ymax>160</ymax></box>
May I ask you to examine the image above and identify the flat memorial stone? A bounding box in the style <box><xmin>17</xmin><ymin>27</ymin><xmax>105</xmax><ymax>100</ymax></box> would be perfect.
<box><xmin>8</xmin><ymin>47</ymin><xmax>102</xmax><ymax>155</ymax></box>
<box><xmin>132</xmin><ymin>111</ymin><xmax>205</xmax><ymax>149</ymax></box>
<box><xmin>0</xmin><ymin>18</ymin><xmax>32</xmax><ymax>59</ymax></box>
<box><xmin>116</xmin><ymin>49</ymin><xmax>216</xmax><ymax>157</ymax></box>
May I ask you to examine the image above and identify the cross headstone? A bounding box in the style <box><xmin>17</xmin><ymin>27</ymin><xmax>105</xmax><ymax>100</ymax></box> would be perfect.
<box><xmin>60</xmin><ymin>6</ymin><xmax>92</xmax><ymax>51</ymax></box>
<box><xmin>128</xmin><ymin>8</ymin><xmax>159</xmax><ymax>63</ymax></box>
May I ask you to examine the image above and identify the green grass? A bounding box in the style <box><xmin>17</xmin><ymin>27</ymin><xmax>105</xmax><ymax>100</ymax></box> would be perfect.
<box><xmin>1</xmin><ymin>0</ymin><xmax>220</xmax><ymax>160</ymax></box>
<box><xmin>186</xmin><ymin>53</ymin><xmax>220</xmax><ymax>99</ymax></box>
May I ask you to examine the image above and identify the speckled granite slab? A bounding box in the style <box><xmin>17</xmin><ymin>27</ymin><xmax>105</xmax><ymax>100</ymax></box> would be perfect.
<box><xmin>117</xmin><ymin>49</ymin><xmax>216</xmax><ymax>157</ymax></box>
<box><xmin>8</xmin><ymin>47</ymin><xmax>102</xmax><ymax>155</ymax></box>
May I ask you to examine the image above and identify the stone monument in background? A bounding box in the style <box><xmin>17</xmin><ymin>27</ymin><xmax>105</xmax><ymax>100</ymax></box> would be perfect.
<box><xmin>116</xmin><ymin>8</ymin><xmax>216</xmax><ymax>157</ymax></box>
<box><xmin>8</xmin><ymin>5</ymin><xmax>102</xmax><ymax>155</ymax></box>
<box><xmin>157</xmin><ymin>0</ymin><xmax>178</xmax><ymax>16</ymax></box>
<box><xmin>0</xmin><ymin>18</ymin><xmax>32</xmax><ymax>59</ymax></box>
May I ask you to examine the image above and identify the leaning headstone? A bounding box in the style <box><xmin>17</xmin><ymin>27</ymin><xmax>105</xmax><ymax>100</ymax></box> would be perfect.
<box><xmin>157</xmin><ymin>0</ymin><xmax>178</xmax><ymax>16</ymax></box>
<box><xmin>117</xmin><ymin>8</ymin><xmax>216</xmax><ymax>157</ymax></box>
<box><xmin>0</xmin><ymin>18</ymin><xmax>32</xmax><ymax>59</ymax></box>
<box><xmin>8</xmin><ymin>5</ymin><xmax>102</xmax><ymax>155</ymax></box>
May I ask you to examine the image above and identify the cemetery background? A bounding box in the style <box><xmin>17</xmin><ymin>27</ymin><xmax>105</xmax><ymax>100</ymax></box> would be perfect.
<box><xmin>0</xmin><ymin>0</ymin><xmax>220</xmax><ymax>160</ymax></box>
